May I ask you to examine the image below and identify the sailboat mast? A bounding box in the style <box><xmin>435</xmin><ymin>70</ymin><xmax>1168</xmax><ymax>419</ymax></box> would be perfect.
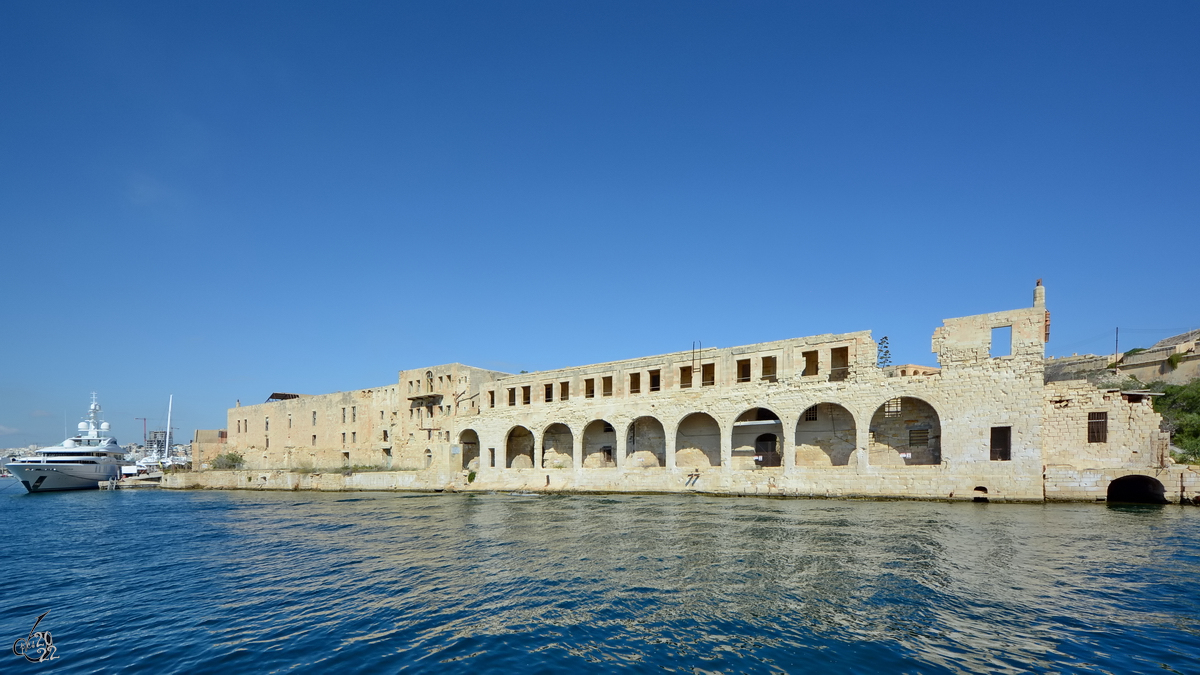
<box><xmin>164</xmin><ymin>395</ymin><xmax>173</xmax><ymax>458</ymax></box>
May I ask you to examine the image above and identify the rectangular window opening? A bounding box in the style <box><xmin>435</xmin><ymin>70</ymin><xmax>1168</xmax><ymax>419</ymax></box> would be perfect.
<box><xmin>736</xmin><ymin>359</ymin><xmax>751</xmax><ymax>383</ymax></box>
<box><xmin>649</xmin><ymin>369</ymin><xmax>660</xmax><ymax>392</ymax></box>
<box><xmin>312</xmin><ymin>411</ymin><xmax>317</xmax><ymax>426</ymax></box>
<box><xmin>522</xmin><ymin>385</ymin><xmax>531</xmax><ymax>405</ymax></box>
<box><xmin>560</xmin><ymin>381</ymin><xmax>570</xmax><ymax>401</ymax></box>
<box><xmin>602</xmin><ymin>376</ymin><xmax>613</xmax><ymax>397</ymax></box>
<box><xmin>585</xmin><ymin>378</ymin><xmax>596</xmax><ymax>398</ymax></box>
<box><xmin>544</xmin><ymin>383</ymin><xmax>554</xmax><ymax>402</ymax></box>
<box><xmin>1088</xmin><ymin>412</ymin><xmax>1108</xmax><ymax>443</ymax></box>
<box><xmin>701</xmin><ymin>363</ymin><xmax>715</xmax><ymax>386</ymax></box>
<box><xmin>802</xmin><ymin>350</ymin><xmax>818</xmax><ymax>376</ymax></box>
<box><xmin>679</xmin><ymin>366</ymin><xmax>693</xmax><ymax>389</ymax></box>
<box><xmin>990</xmin><ymin>326</ymin><xmax>1013</xmax><ymax>358</ymax></box>
<box><xmin>488</xmin><ymin>391</ymin><xmax>496</xmax><ymax>408</ymax></box>
<box><xmin>629</xmin><ymin>372</ymin><xmax>641</xmax><ymax>394</ymax></box>
<box><xmin>830</xmin><ymin>347</ymin><xmax>849</xmax><ymax>381</ymax></box>
<box><xmin>990</xmin><ymin>426</ymin><xmax>1011</xmax><ymax>461</ymax></box>
<box><xmin>508</xmin><ymin>388</ymin><xmax>516</xmax><ymax>406</ymax></box>
<box><xmin>761</xmin><ymin>356</ymin><xmax>777</xmax><ymax>382</ymax></box>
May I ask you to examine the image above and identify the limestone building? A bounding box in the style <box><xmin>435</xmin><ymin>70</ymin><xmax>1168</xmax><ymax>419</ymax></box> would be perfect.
<box><xmin>187</xmin><ymin>283</ymin><xmax>1196</xmax><ymax>503</ymax></box>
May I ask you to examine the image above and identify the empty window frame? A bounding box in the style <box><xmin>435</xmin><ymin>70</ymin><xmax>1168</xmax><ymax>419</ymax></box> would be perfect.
<box><xmin>629</xmin><ymin>372</ymin><xmax>641</xmax><ymax>394</ymax></box>
<box><xmin>560</xmin><ymin>382</ymin><xmax>570</xmax><ymax>401</ymax></box>
<box><xmin>802</xmin><ymin>350</ymin><xmax>818</xmax><ymax>376</ymax></box>
<box><xmin>884</xmin><ymin>398</ymin><xmax>902</xmax><ymax>418</ymax></box>
<box><xmin>342</xmin><ymin>432</ymin><xmax>346</xmax><ymax>444</ymax></box>
<box><xmin>265</xmin><ymin>417</ymin><xmax>269</xmax><ymax>432</ymax></box>
<box><xmin>544</xmin><ymin>383</ymin><xmax>554</xmax><ymax>402</ymax></box>
<box><xmin>830</xmin><ymin>347</ymin><xmax>849</xmax><ymax>381</ymax></box>
<box><xmin>312</xmin><ymin>411</ymin><xmax>317</xmax><ymax>425</ymax></box>
<box><xmin>909</xmin><ymin>429</ymin><xmax>929</xmax><ymax>447</ymax></box>
<box><xmin>701</xmin><ymin>363</ymin><xmax>715</xmax><ymax>386</ymax></box>
<box><xmin>990</xmin><ymin>326</ymin><xmax>1013</xmax><ymax>358</ymax></box>
<box><xmin>351</xmin><ymin>432</ymin><xmax>356</xmax><ymax>443</ymax></box>
<box><xmin>679</xmin><ymin>366</ymin><xmax>693</xmax><ymax>389</ymax></box>
<box><xmin>352</xmin><ymin>406</ymin><xmax>357</xmax><ymax>422</ymax></box>
<box><xmin>342</xmin><ymin>407</ymin><xmax>346</xmax><ymax>423</ymax></box>
<box><xmin>1087</xmin><ymin>412</ymin><xmax>1108</xmax><ymax>443</ymax></box>
<box><xmin>761</xmin><ymin>356</ymin><xmax>777</xmax><ymax>382</ymax></box>
<box><xmin>522</xmin><ymin>386</ymin><xmax>531</xmax><ymax>405</ymax></box>
<box><xmin>383</xmin><ymin>430</ymin><xmax>389</xmax><ymax>442</ymax></box>
<box><xmin>804</xmin><ymin>405</ymin><xmax>818</xmax><ymax>421</ymax></box>
<box><xmin>585</xmin><ymin>378</ymin><xmax>596</xmax><ymax>398</ymax></box>
<box><xmin>508</xmin><ymin>388</ymin><xmax>517</xmax><ymax>406</ymax></box>
<box><xmin>736</xmin><ymin>359</ymin><xmax>751</xmax><ymax>383</ymax></box>
<box><xmin>312</xmin><ymin>435</ymin><xmax>317</xmax><ymax>446</ymax></box>
<box><xmin>488</xmin><ymin>391</ymin><xmax>496</xmax><ymax>408</ymax></box>
<box><xmin>990</xmin><ymin>426</ymin><xmax>1011</xmax><ymax>461</ymax></box>
<box><xmin>649</xmin><ymin>369</ymin><xmax>661</xmax><ymax>392</ymax></box>
<box><xmin>602</xmin><ymin>376</ymin><xmax>613</xmax><ymax>397</ymax></box>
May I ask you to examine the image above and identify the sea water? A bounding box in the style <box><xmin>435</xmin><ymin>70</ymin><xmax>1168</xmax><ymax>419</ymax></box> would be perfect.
<box><xmin>1</xmin><ymin>480</ymin><xmax>1198</xmax><ymax>673</ymax></box>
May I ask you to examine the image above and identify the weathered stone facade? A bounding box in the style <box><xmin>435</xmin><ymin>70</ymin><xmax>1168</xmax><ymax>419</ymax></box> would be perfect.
<box><xmin>180</xmin><ymin>284</ymin><xmax>1198</xmax><ymax>503</ymax></box>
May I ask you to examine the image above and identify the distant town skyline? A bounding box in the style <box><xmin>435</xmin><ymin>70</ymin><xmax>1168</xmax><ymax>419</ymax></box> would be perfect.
<box><xmin>2</xmin><ymin>1</ymin><xmax>1197</xmax><ymax>447</ymax></box>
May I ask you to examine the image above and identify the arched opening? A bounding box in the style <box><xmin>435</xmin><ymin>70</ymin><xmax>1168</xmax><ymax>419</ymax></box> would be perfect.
<box><xmin>626</xmin><ymin>417</ymin><xmax>665</xmax><ymax>467</ymax></box>
<box><xmin>732</xmin><ymin>408</ymin><xmax>782</xmax><ymax>469</ymax></box>
<box><xmin>541</xmin><ymin>423</ymin><xmax>573</xmax><ymax>469</ymax></box>
<box><xmin>423</xmin><ymin>448</ymin><xmax>433</xmax><ymax>469</ymax></box>
<box><xmin>582</xmin><ymin>420</ymin><xmax>616</xmax><ymax>468</ymax></box>
<box><xmin>505</xmin><ymin>426</ymin><xmax>534</xmax><ymax>469</ymax></box>
<box><xmin>795</xmin><ymin>403</ymin><xmax>857</xmax><ymax>466</ymax></box>
<box><xmin>1107</xmin><ymin>475</ymin><xmax>1168</xmax><ymax>504</ymax></box>
<box><xmin>458</xmin><ymin>429</ymin><xmax>480</xmax><ymax>471</ymax></box>
<box><xmin>676</xmin><ymin>413</ymin><xmax>721</xmax><ymax>468</ymax></box>
<box><xmin>868</xmin><ymin>397</ymin><xmax>941</xmax><ymax>466</ymax></box>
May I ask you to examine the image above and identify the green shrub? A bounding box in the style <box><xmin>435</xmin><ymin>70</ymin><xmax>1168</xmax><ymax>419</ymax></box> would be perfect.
<box><xmin>211</xmin><ymin>452</ymin><xmax>245</xmax><ymax>470</ymax></box>
<box><xmin>1153</xmin><ymin>379</ymin><xmax>1200</xmax><ymax>464</ymax></box>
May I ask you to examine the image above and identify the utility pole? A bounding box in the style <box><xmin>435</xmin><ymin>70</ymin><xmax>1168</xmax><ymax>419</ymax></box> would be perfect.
<box><xmin>1115</xmin><ymin>327</ymin><xmax>1119</xmax><ymax>360</ymax></box>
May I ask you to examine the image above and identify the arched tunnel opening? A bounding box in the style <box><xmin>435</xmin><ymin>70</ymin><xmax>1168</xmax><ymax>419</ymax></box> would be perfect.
<box><xmin>1106</xmin><ymin>475</ymin><xmax>1169</xmax><ymax>505</ymax></box>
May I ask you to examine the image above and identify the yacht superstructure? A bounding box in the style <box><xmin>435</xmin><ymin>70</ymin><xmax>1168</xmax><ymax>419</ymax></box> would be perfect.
<box><xmin>6</xmin><ymin>394</ymin><xmax>130</xmax><ymax>493</ymax></box>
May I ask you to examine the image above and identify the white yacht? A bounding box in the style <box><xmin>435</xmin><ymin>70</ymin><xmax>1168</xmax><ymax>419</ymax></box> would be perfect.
<box><xmin>6</xmin><ymin>394</ymin><xmax>131</xmax><ymax>493</ymax></box>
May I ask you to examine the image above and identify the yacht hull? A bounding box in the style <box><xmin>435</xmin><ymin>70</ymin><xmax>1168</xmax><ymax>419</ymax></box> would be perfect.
<box><xmin>8</xmin><ymin>463</ymin><xmax>120</xmax><ymax>492</ymax></box>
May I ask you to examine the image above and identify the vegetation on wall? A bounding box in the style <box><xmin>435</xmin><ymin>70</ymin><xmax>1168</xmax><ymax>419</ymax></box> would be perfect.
<box><xmin>1150</xmin><ymin>379</ymin><xmax>1200</xmax><ymax>464</ymax></box>
<box><xmin>211</xmin><ymin>451</ymin><xmax>245</xmax><ymax>470</ymax></box>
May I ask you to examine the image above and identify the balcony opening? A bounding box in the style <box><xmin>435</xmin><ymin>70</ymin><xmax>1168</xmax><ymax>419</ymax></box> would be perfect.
<box><xmin>629</xmin><ymin>372</ymin><xmax>641</xmax><ymax>394</ymax></box>
<box><xmin>701</xmin><ymin>363</ymin><xmax>715</xmax><ymax>386</ymax></box>
<box><xmin>602</xmin><ymin>376</ymin><xmax>613</xmax><ymax>397</ymax></box>
<box><xmin>585</xmin><ymin>378</ymin><xmax>596</xmax><ymax>399</ymax></box>
<box><xmin>830</xmin><ymin>347</ymin><xmax>849</xmax><ymax>381</ymax></box>
<box><xmin>649</xmin><ymin>369</ymin><xmax>661</xmax><ymax>392</ymax></box>
<box><xmin>560</xmin><ymin>381</ymin><xmax>570</xmax><ymax>401</ymax></box>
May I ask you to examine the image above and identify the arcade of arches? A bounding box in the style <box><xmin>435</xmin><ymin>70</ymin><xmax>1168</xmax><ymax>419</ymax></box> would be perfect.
<box><xmin>461</xmin><ymin>399</ymin><xmax>944</xmax><ymax>472</ymax></box>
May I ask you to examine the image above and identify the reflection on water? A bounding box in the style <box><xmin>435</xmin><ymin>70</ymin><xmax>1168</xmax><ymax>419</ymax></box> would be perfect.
<box><xmin>1</xmin><ymin>483</ymin><xmax>1198</xmax><ymax>673</ymax></box>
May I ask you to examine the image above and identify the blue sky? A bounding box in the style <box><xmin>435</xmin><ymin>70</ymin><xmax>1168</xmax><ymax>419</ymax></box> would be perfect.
<box><xmin>2</xmin><ymin>1</ymin><xmax>1197</xmax><ymax>447</ymax></box>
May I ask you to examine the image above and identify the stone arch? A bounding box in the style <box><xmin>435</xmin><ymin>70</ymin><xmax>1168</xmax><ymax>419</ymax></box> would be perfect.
<box><xmin>1107</xmin><ymin>475</ymin><xmax>1168</xmax><ymax>504</ymax></box>
<box><xmin>626</xmin><ymin>417</ymin><xmax>665</xmax><ymax>467</ymax></box>
<box><xmin>581</xmin><ymin>420</ymin><xmax>616</xmax><ymax>468</ymax></box>
<box><xmin>458</xmin><ymin>429</ymin><xmax>480</xmax><ymax>471</ymax></box>
<box><xmin>675</xmin><ymin>413</ymin><xmax>721</xmax><ymax>468</ymax></box>
<box><xmin>868</xmin><ymin>396</ymin><xmax>941</xmax><ymax>466</ymax></box>
<box><xmin>541</xmin><ymin>423</ymin><xmax>574</xmax><ymax>469</ymax></box>
<box><xmin>505</xmin><ymin>426</ymin><xmax>534</xmax><ymax>469</ymax></box>
<box><xmin>795</xmin><ymin>403</ymin><xmax>858</xmax><ymax>466</ymax></box>
<box><xmin>732</xmin><ymin>407</ymin><xmax>782</xmax><ymax>469</ymax></box>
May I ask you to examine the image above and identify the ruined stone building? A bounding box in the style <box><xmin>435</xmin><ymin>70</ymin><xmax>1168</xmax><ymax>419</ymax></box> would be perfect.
<box><xmin>185</xmin><ymin>284</ymin><xmax>1196</xmax><ymax>503</ymax></box>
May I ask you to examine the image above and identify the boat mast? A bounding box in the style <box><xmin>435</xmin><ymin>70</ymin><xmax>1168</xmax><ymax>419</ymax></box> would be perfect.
<box><xmin>164</xmin><ymin>395</ymin><xmax>173</xmax><ymax>459</ymax></box>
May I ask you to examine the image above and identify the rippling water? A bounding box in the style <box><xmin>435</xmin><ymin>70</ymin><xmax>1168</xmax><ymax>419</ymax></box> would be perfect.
<box><xmin>2</xmin><ymin>478</ymin><xmax>1198</xmax><ymax>673</ymax></box>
